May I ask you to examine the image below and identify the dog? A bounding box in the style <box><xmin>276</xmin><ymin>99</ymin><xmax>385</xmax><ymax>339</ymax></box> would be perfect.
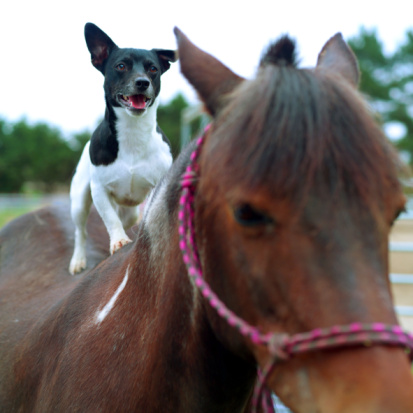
<box><xmin>69</xmin><ymin>23</ymin><xmax>176</xmax><ymax>274</ymax></box>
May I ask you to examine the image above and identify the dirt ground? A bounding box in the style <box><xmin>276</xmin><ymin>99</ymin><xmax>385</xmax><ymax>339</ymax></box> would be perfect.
<box><xmin>390</xmin><ymin>219</ymin><xmax>413</xmax><ymax>332</ymax></box>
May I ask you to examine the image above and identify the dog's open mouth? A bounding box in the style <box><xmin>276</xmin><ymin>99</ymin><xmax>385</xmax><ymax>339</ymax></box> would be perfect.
<box><xmin>118</xmin><ymin>94</ymin><xmax>150</xmax><ymax>110</ymax></box>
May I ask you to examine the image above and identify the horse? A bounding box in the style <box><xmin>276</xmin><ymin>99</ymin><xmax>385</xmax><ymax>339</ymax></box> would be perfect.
<box><xmin>0</xmin><ymin>28</ymin><xmax>413</xmax><ymax>413</ymax></box>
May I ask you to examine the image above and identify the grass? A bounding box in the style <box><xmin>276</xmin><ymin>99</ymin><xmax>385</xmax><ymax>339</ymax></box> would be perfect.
<box><xmin>0</xmin><ymin>207</ymin><xmax>32</xmax><ymax>229</ymax></box>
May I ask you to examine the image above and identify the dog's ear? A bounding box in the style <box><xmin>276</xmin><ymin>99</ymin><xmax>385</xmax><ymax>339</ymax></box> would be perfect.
<box><xmin>85</xmin><ymin>23</ymin><xmax>118</xmax><ymax>74</ymax></box>
<box><xmin>173</xmin><ymin>27</ymin><xmax>244</xmax><ymax>117</ymax></box>
<box><xmin>316</xmin><ymin>33</ymin><xmax>359</xmax><ymax>87</ymax></box>
<box><xmin>153</xmin><ymin>49</ymin><xmax>178</xmax><ymax>74</ymax></box>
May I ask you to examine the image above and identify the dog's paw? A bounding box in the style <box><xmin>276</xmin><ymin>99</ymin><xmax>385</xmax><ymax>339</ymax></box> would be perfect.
<box><xmin>110</xmin><ymin>237</ymin><xmax>132</xmax><ymax>255</ymax></box>
<box><xmin>69</xmin><ymin>258</ymin><xmax>87</xmax><ymax>275</ymax></box>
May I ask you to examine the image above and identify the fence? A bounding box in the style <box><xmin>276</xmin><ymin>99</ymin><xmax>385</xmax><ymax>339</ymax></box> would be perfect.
<box><xmin>0</xmin><ymin>193</ymin><xmax>68</xmax><ymax>209</ymax></box>
<box><xmin>389</xmin><ymin>205</ymin><xmax>413</xmax><ymax>331</ymax></box>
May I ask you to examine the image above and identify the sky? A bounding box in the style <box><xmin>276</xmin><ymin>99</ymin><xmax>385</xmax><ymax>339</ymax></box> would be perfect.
<box><xmin>1</xmin><ymin>0</ymin><xmax>412</xmax><ymax>135</ymax></box>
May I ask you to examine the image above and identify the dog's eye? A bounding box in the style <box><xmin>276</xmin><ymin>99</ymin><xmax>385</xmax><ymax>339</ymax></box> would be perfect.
<box><xmin>149</xmin><ymin>66</ymin><xmax>158</xmax><ymax>73</ymax></box>
<box><xmin>116</xmin><ymin>63</ymin><xmax>126</xmax><ymax>71</ymax></box>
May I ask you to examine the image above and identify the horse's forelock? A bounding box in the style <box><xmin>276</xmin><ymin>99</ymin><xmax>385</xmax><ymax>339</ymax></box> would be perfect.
<box><xmin>259</xmin><ymin>35</ymin><xmax>298</xmax><ymax>67</ymax></box>
<box><xmin>203</xmin><ymin>62</ymin><xmax>402</xmax><ymax>210</ymax></box>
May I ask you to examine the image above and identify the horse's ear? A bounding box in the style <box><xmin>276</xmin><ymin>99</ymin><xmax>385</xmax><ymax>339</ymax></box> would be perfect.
<box><xmin>85</xmin><ymin>23</ymin><xmax>118</xmax><ymax>74</ymax></box>
<box><xmin>316</xmin><ymin>33</ymin><xmax>360</xmax><ymax>87</ymax></box>
<box><xmin>173</xmin><ymin>27</ymin><xmax>244</xmax><ymax>116</ymax></box>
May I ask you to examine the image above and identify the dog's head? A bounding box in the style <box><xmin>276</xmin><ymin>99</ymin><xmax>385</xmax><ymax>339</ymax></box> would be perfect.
<box><xmin>84</xmin><ymin>23</ymin><xmax>177</xmax><ymax>116</ymax></box>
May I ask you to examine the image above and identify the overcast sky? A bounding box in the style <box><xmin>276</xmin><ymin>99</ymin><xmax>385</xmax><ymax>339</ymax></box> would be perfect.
<box><xmin>1</xmin><ymin>0</ymin><xmax>412</xmax><ymax>134</ymax></box>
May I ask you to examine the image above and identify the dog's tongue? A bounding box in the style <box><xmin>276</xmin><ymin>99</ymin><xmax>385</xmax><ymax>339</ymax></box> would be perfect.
<box><xmin>130</xmin><ymin>95</ymin><xmax>146</xmax><ymax>109</ymax></box>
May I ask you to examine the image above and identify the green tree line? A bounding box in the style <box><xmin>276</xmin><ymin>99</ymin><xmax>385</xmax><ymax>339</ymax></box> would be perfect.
<box><xmin>0</xmin><ymin>119</ymin><xmax>88</xmax><ymax>193</ymax></box>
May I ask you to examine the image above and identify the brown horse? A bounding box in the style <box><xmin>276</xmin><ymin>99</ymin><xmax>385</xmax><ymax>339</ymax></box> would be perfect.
<box><xmin>0</xmin><ymin>28</ymin><xmax>412</xmax><ymax>413</ymax></box>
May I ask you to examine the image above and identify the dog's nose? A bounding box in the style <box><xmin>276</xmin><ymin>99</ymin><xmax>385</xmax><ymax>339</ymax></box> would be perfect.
<box><xmin>135</xmin><ymin>78</ymin><xmax>150</xmax><ymax>91</ymax></box>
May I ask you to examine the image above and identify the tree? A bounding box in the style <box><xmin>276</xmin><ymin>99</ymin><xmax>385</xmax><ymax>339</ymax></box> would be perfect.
<box><xmin>348</xmin><ymin>28</ymin><xmax>413</xmax><ymax>162</ymax></box>
<box><xmin>0</xmin><ymin>118</ymin><xmax>89</xmax><ymax>193</ymax></box>
<box><xmin>157</xmin><ymin>93</ymin><xmax>189</xmax><ymax>158</ymax></box>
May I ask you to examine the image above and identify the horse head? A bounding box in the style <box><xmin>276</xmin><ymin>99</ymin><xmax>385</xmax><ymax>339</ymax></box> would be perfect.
<box><xmin>175</xmin><ymin>28</ymin><xmax>413</xmax><ymax>413</ymax></box>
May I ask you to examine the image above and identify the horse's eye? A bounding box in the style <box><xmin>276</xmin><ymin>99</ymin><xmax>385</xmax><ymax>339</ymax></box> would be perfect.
<box><xmin>233</xmin><ymin>204</ymin><xmax>273</xmax><ymax>227</ymax></box>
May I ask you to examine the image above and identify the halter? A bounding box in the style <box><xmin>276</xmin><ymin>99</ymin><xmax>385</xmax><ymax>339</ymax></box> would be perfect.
<box><xmin>178</xmin><ymin>126</ymin><xmax>413</xmax><ymax>413</ymax></box>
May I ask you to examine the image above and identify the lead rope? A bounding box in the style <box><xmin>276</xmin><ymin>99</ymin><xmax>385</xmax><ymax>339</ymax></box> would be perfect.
<box><xmin>178</xmin><ymin>127</ymin><xmax>413</xmax><ymax>413</ymax></box>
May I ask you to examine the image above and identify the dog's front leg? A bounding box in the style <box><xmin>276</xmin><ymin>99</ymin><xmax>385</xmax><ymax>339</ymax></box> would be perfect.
<box><xmin>91</xmin><ymin>182</ymin><xmax>132</xmax><ymax>254</ymax></box>
<box><xmin>69</xmin><ymin>189</ymin><xmax>92</xmax><ymax>274</ymax></box>
<box><xmin>69</xmin><ymin>150</ymin><xmax>93</xmax><ymax>275</ymax></box>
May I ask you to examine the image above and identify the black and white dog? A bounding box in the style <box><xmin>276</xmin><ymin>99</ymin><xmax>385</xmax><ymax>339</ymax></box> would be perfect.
<box><xmin>69</xmin><ymin>23</ymin><xmax>176</xmax><ymax>274</ymax></box>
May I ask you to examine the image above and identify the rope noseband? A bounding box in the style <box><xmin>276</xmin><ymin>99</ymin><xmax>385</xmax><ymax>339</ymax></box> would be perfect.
<box><xmin>178</xmin><ymin>127</ymin><xmax>413</xmax><ymax>413</ymax></box>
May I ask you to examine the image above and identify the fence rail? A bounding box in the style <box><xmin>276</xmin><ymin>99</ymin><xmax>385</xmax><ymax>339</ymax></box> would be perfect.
<box><xmin>0</xmin><ymin>194</ymin><xmax>68</xmax><ymax>209</ymax></box>
<box><xmin>390</xmin><ymin>273</ymin><xmax>413</xmax><ymax>284</ymax></box>
<box><xmin>391</xmin><ymin>241</ymin><xmax>413</xmax><ymax>252</ymax></box>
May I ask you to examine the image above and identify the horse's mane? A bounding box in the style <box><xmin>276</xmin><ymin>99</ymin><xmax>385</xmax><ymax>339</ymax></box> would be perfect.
<box><xmin>203</xmin><ymin>36</ymin><xmax>403</xmax><ymax>209</ymax></box>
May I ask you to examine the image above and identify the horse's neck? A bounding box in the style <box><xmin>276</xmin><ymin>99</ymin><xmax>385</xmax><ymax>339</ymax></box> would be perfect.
<box><xmin>133</xmin><ymin>169</ymin><xmax>256</xmax><ymax>411</ymax></box>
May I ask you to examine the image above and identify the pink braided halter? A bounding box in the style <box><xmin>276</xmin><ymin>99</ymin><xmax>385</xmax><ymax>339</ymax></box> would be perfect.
<box><xmin>178</xmin><ymin>126</ymin><xmax>413</xmax><ymax>413</ymax></box>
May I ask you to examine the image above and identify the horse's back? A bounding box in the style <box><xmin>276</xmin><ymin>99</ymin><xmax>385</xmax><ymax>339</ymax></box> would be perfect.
<box><xmin>0</xmin><ymin>202</ymin><xmax>109</xmax><ymax>332</ymax></box>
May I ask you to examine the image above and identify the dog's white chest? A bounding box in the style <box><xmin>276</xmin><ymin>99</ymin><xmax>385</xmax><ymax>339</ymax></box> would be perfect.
<box><xmin>92</xmin><ymin>130</ymin><xmax>172</xmax><ymax>206</ymax></box>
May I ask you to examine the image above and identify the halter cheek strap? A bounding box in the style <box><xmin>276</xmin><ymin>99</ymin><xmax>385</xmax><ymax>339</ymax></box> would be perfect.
<box><xmin>178</xmin><ymin>127</ymin><xmax>413</xmax><ymax>413</ymax></box>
